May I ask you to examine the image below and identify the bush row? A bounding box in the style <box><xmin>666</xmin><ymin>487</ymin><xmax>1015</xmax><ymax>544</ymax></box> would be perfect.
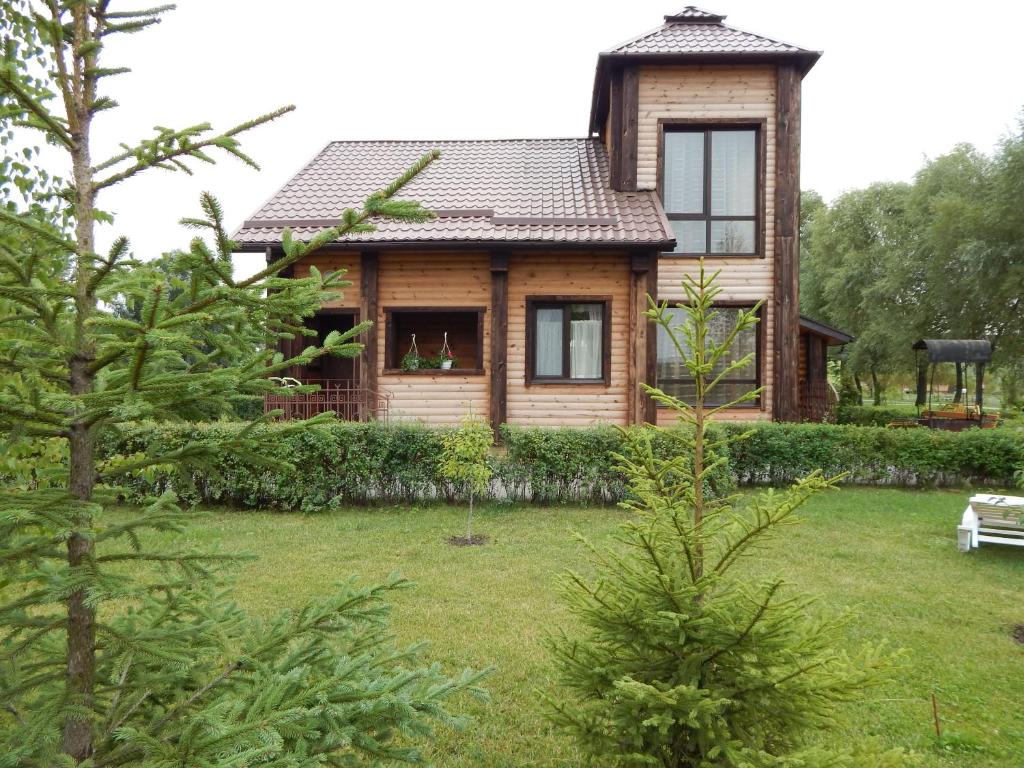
<box><xmin>101</xmin><ymin>420</ymin><xmax>1023</xmax><ymax>511</ymax></box>
<box><xmin>834</xmin><ymin>404</ymin><xmax>919</xmax><ymax>427</ymax></box>
<box><xmin>721</xmin><ymin>422</ymin><xmax>1022</xmax><ymax>487</ymax></box>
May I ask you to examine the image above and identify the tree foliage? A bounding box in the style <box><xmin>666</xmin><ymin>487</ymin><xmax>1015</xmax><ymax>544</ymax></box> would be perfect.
<box><xmin>438</xmin><ymin>415</ymin><xmax>493</xmax><ymax>542</ymax></box>
<box><xmin>801</xmin><ymin>117</ymin><xmax>1024</xmax><ymax>405</ymax></box>
<box><xmin>543</xmin><ymin>264</ymin><xmax>903</xmax><ymax>767</ymax></box>
<box><xmin>0</xmin><ymin>2</ymin><xmax>487</xmax><ymax>764</ymax></box>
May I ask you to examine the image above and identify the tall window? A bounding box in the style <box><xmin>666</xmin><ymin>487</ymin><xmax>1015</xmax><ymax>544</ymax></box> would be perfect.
<box><xmin>656</xmin><ymin>306</ymin><xmax>759</xmax><ymax>405</ymax></box>
<box><xmin>661</xmin><ymin>126</ymin><xmax>759</xmax><ymax>256</ymax></box>
<box><xmin>527</xmin><ymin>299</ymin><xmax>608</xmax><ymax>383</ymax></box>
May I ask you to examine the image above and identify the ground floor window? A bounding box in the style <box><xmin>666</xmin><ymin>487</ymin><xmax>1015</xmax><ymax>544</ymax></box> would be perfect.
<box><xmin>656</xmin><ymin>305</ymin><xmax>760</xmax><ymax>405</ymax></box>
<box><xmin>527</xmin><ymin>298</ymin><xmax>609</xmax><ymax>384</ymax></box>
<box><xmin>385</xmin><ymin>307</ymin><xmax>484</xmax><ymax>372</ymax></box>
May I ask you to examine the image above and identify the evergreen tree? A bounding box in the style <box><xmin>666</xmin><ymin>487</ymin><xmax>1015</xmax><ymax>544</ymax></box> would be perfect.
<box><xmin>0</xmin><ymin>2</ymin><xmax>486</xmax><ymax>764</ymax></box>
<box><xmin>543</xmin><ymin>264</ymin><xmax>904</xmax><ymax>767</ymax></box>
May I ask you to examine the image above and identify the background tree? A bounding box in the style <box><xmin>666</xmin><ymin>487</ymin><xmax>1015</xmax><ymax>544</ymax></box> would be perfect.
<box><xmin>544</xmin><ymin>264</ymin><xmax>902</xmax><ymax>767</ymax></box>
<box><xmin>0</xmin><ymin>2</ymin><xmax>486</xmax><ymax>764</ymax></box>
<box><xmin>439</xmin><ymin>415</ymin><xmax>493</xmax><ymax>545</ymax></box>
<box><xmin>800</xmin><ymin>114</ymin><xmax>1024</xmax><ymax>408</ymax></box>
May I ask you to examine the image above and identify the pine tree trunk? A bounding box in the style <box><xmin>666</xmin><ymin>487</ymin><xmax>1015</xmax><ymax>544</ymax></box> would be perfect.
<box><xmin>953</xmin><ymin>363</ymin><xmax>964</xmax><ymax>403</ymax></box>
<box><xmin>975</xmin><ymin>364</ymin><xmax>985</xmax><ymax>408</ymax></box>
<box><xmin>63</xmin><ymin>7</ymin><xmax>98</xmax><ymax>761</ymax></box>
<box><xmin>853</xmin><ymin>374</ymin><xmax>864</xmax><ymax>405</ymax></box>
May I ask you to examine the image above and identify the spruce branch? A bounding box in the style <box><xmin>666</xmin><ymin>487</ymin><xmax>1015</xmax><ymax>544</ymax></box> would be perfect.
<box><xmin>92</xmin><ymin>106</ymin><xmax>295</xmax><ymax>190</ymax></box>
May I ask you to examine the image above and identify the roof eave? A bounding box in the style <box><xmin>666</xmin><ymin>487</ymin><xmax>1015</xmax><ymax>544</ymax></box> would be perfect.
<box><xmin>237</xmin><ymin>237</ymin><xmax>675</xmax><ymax>256</ymax></box>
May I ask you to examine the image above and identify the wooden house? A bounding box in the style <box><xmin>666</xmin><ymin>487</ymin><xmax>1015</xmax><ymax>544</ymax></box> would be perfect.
<box><xmin>235</xmin><ymin>6</ymin><xmax>846</xmax><ymax>429</ymax></box>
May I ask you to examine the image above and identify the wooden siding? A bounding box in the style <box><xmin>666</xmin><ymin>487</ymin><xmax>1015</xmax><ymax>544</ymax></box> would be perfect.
<box><xmin>293</xmin><ymin>253</ymin><xmax>361</xmax><ymax>309</ymax></box>
<box><xmin>508</xmin><ymin>253</ymin><xmax>631</xmax><ymax>426</ymax></box>
<box><xmin>376</xmin><ymin>252</ymin><xmax>490</xmax><ymax>425</ymax></box>
<box><xmin>636</xmin><ymin>64</ymin><xmax>777</xmax><ymax>195</ymax></box>
<box><xmin>639</xmin><ymin>63</ymin><xmax>777</xmax><ymax>422</ymax></box>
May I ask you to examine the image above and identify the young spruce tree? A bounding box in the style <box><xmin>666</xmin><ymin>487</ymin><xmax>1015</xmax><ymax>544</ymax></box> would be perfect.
<box><xmin>543</xmin><ymin>264</ymin><xmax>905</xmax><ymax>767</ymax></box>
<box><xmin>0</xmin><ymin>3</ymin><xmax>486</xmax><ymax>765</ymax></box>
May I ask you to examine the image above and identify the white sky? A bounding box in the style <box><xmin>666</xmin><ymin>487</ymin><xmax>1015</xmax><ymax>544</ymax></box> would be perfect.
<box><xmin>72</xmin><ymin>0</ymin><xmax>1024</xmax><ymax>276</ymax></box>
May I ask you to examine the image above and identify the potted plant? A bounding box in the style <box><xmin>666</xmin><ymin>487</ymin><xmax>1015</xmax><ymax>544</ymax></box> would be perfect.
<box><xmin>439</xmin><ymin>332</ymin><xmax>455</xmax><ymax>370</ymax></box>
<box><xmin>400</xmin><ymin>334</ymin><xmax>421</xmax><ymax>371</ymax></box>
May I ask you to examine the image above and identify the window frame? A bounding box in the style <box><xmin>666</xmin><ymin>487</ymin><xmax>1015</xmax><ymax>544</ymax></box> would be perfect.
<box><xmin>654</xmin><ymin>301</ymin><xmax>765</xmax><ymax>409</ymax></box>
<box><xmin>525</xmin><ymin>296</ymin><xmax>612</xmax><ymax>386</ymax></box>
<box><xmin>383</xmin><ymin>306</ymin><xmax>486</xmax><ymax>374</ymax></box>
<box><xmin>656</xmin><ymin>118</ymin><xmax>766</xmax><ymax>259</ymax></box>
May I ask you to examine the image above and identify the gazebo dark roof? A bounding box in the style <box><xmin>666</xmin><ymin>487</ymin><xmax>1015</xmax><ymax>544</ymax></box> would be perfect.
<box><xmin>912</xmin><ymin>339</ymin><xmax>993</xmax><ymax>364</ymax></box>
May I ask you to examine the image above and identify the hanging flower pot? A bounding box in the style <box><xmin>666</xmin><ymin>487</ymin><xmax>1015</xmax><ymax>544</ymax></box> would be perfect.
<box><xmin>439</xmin><ymin>332</ymin><xmax>455</xmax><ymax>370</ymax></box>
<box><xmin>400</xmin><ymin>334</ymin><xmax>421</xmax><ymax>371</ymax></box>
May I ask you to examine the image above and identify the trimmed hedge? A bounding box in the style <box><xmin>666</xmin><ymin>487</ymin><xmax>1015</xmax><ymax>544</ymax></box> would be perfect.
<box><xmin>101</xmin><ymin>421</ymin><xmax>733</xmax><ymax>511</ymax></box>
<box><xmin>100</xmin><ymin>420</ymin><xmax>1023</xmax><ymax>511</ymax></box>
<box><xmin>834</xmin><ymin>404</ymin><xmax>919</xmax><ymax>427</ymax></box>
<box><xmin>721</xmin><ymin>422</ymin><xmax>1023</xmax><ymax>487</ymax></box>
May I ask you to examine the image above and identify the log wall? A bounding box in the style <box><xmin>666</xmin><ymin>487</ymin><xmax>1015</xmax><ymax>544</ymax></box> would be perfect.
<box><xmin>376</xmin><ymin>251</ymin><xmax>491</xmax><ymax>425</ymax></box>
<box><xmin>507</xmin><ymin>252</ymin><xmax>632</xmax><ymax>426</ymax></box>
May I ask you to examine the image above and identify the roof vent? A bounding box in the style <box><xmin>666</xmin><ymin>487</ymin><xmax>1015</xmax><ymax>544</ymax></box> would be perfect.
<box><xmin>664</xmin><ymin>6</ymin><xmax>726</xmax><ymax>23</ymax></box>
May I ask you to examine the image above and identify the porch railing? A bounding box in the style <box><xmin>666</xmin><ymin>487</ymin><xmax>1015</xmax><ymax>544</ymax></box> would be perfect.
<box><xmin>800</xmin><ymin>379</ymin><xmax>837</xmax><ymax>423</ymax></box>
<box><xmin>265</xmin><ymin>378</ymin><xmax>390</xmax><ymax>422</ymax></box>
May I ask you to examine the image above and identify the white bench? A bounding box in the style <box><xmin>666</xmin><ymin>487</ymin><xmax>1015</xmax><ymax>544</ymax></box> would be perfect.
<box><xmin>958</xmin><ymin>494</ymin><xmax>1024</xmax><ymax>551</ymax></box>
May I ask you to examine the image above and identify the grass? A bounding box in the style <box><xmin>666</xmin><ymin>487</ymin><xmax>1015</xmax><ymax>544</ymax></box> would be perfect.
<box><xmin>111</xmin><ymin>487</ymin><xmax>1024</xmax><ymax>767</ymax></box>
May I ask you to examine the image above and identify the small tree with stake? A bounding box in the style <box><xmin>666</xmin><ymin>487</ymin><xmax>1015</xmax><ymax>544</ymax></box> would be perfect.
<box><xmin>0</xmin><ymin>2</ymin><xmax>487</xmax><ymax>765</ymax></box>
<box><xmin>439</xmin><ymin>415</ymin><xmax>493</xmax><ymax>546</ymax></box>
<box><xmin>543</xmin><ymin>263</ymin><xmax>905</xmax><ymax>767</ymax></box>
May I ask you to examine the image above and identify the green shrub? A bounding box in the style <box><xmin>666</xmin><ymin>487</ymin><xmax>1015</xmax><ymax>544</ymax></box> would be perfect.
<box><xmin>835</xmin><ymin>404</ymin><xmax>920</xmax><ymax>426</ymax></box>
<box><xmin>723</xmin><ymin>422</ymin><xmax>1023</xmax><ymax>487</ymax></box>
<box><xmin>99</xmin><ymin>420</ymin><xmax>1022</xmax><ymax>511</ymax></box>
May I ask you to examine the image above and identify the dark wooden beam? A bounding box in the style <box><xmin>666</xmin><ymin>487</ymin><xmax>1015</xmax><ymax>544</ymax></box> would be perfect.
<box><xmin>360</xmin><ymin>251</ymin><xmax>379</xmax><ymax>406</ymax></box>
<box><xmin>772</xmin><ymin>64</ymin><xmax>802</xmax><ymax>422</ymax></box>
<box><xmin>620</xmin><ymin>65</ymin><xmax>639</xmax><ymax>192</ymax></box>
<box><xmin>608</xmin><ymin>69</ymin><xmax>624</xmax><ymax>189</ymax></box>
<box><xmin>490</xmin><ymin>252</ymin><xmax>509</xmax><ymax>439</ymax></box>
<box><xmin>629</xmin><ymin>252</ymin><xmax>658</xmax><ymax>425</ymax></box>
<box><xmin>643</xmin><ymin>256</ymin><xmax>658</xmax><ymax>424</ymax></box>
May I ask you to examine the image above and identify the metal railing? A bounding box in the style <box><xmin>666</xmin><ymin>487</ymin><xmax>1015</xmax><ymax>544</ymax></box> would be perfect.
<box><xmin>265</xmin><ymin>378</ymin><xmax>390</xmax><ymax>422</ymax></box>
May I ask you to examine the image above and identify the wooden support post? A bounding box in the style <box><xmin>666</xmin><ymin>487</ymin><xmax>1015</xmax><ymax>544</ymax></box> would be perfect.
<box><xmin>630</xmin><ymin>251</ymin><xmax>658</xmax><ymax>425</ymax></box>
<box><xmin>773</xmin><ymin>64</ymin><xmax>803</xmax><ymax>422</ymax></box>
<box><xmin>490</xmin><ymin>252</ymin><xmax>509</xmax><ymax>439</ymax></box>
<box><xmin>360</xmin><ymin>251</ymin><xmax>379</xmax><ymax>408</ymax></box>
<box><xmin>621</xmin><ymin>66</ymin><xmax>639</xmax><ymax>192</ymax></box>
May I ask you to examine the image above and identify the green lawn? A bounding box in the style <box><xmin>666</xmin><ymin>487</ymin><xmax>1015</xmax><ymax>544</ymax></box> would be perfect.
<box><xmin>117</xmin><ymin>488</ymin><xmax>1024</xmax><ymax>767</ymax></box>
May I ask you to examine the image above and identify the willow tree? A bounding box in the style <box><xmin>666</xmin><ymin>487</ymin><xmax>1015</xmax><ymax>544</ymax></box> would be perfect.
<box><xmin>0</xmin><ymin>3</ymin><xmax>486</xmax><ymax>764</ymax></box>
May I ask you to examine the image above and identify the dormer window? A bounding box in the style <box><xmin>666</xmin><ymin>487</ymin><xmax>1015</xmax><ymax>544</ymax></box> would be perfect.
<box><xmin>660</xmin><ymin>124</ymin><xmax>761</xmax><ymax>256</ymax></box>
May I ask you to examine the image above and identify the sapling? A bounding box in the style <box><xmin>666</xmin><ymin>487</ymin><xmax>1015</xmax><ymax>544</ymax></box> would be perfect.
<box><xmin>439</xmin><ymin>415</ymin><xmax>493</xmax><ymax>545</ymax></box>
<box><xmin>543</xmin><ymin>262</ymin><xmax>904</xmax><ymax>767</ymax></box>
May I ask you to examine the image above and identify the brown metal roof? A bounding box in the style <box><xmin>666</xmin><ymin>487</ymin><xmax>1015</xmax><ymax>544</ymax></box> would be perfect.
<box><xmin>606</xmin><ymin>8</ymin><xmax>814</xmax><ymax>56</ymax></box>
<box><xmin>589</xmin><ymin>7</ymin><xmax>820</xmax><ymax>132</ymax></box>
<box><xmin>234</xmin><ymin>139</ymin><xmax>674</xmax><ymax>250</ymax></box>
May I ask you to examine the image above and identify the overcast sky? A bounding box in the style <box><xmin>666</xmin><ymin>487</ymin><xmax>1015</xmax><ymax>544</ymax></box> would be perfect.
<box><xmin>74</xmin><ymin>0</ymin><xmax>1024</xmax><ymax>274</ymax></box>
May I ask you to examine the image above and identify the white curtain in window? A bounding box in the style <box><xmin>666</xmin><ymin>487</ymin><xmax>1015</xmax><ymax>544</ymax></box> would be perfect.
<box><xmin>569</xmin><ymin>317</ymin><xmax>602</xmax><ymax>379</ymax></box>
<box><xmin>536</xmin><ymin>309</ymin><xmax>563</xmax><ymax>376</ymax></box>
<box><xmin>710</xmin><ymin>130</ymin><xmax>755</xmax><ymax>216</ymax></box>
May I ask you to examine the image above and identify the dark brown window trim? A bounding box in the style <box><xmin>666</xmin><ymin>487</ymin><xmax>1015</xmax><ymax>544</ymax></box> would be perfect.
<box><xmin>383</xmin><ymin>306</ymin><xmax>486</xmax><ymax>373</ymax></box>
<box><xmin>653</xmin><ymin>301</ymin><xmax>765</xmax><ymax>409</ymax></box>
<box><xmin>525</xmin><ymin>295</ymin><xmax>612</xmax><ymax>386</ymax></box>
<box><xmin>656</xmin><ymin>118</ymin><xmax>767</xmax><ymax>259</ymax></box>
